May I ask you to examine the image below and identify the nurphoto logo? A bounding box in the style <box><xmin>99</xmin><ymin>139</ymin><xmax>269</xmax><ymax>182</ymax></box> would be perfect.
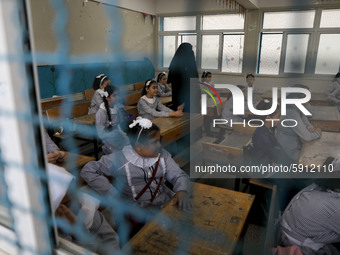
<box><xmin>200</xmin><ymin>84</ymin><xmax>312</xmax><ymax>128</ymax></box>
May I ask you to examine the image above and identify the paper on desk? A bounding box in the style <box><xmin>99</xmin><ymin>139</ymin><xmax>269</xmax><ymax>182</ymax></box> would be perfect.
<box><xmin>46</xmin><ymin>163</ymin><xmax>74</xmax><ymax>212</ymax></box>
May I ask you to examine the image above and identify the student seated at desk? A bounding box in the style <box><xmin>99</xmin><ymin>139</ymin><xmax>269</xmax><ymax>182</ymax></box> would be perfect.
<box><xmin>325</xmin><ymin>72</ymin><xmax>340</xmax><ymax>106</ymax></box>
<box><xmin>276</xmin><ymin>92</ymin><xmax>322</xmax><ymax>163</ymax></box>
<box><xmin>246</xmin><ymin>73</ymin><xmax>261</xmax><ymax>102</ymax></box>
<box><xmin>156</xmin><ymin>72</ymin><xmax>172</xmax><ymax>97</ymax></box>
<box><xmin>279</xmin><ymin>181</ymin><xmax>340</xmax><ymax>255</ymax></box>
<box><xmin>44</xmin><ymin>127</ymin><xmax>66</xmax><ymax>163</ymax></box>
<box><xmin>201</xmin><ymin>71</ymin><xmax>212</xmax><ymax>85</ymax></box>
<box><xmin>48</xmin><ymin>163</ymin><xmax>120</xmax><ymax>254</ymax></box>
<box><xmin>88</xmin><ymin>74</ymin><xmax>111</xmax><ymax>114</ymax></box>
<box><xmin>96</xmin><ymin>85</ymin><xmax>129</xmax><ymax>155</ymax></box>
<box><xmin>221</xmin><ymin>85</ymin><xmax>248</xmax><ymax>127</ymax></box>
<box><xmin>137</xmin><ymin>79</ymin><xmax>183</xmax><ymax>120</ymax></box>
<box><xmin>81</xmin><ymin>117</ymin><xmax>191</xmax><ymax>210</ymax></box>
<box><xmin>251</xmin><ymin>100</ymin><xmax>293</xmax><ymax>166</ymax></box>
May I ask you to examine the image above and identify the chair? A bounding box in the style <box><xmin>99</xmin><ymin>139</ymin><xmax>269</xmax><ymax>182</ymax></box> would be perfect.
<box><xmin>134</xmin><ymin>82</ymin><xmax>145</xmax><ymax>91</ymax></box>
<box><xmin>84</xmin><ymin>89</ymin><xmax>95</xmax><ymax>101</ymax></box>
<box><xmin>45</xmin><ymin>101</ymin><xmax>101</xmax><ymax>159</ymax></box>
<box><xmin>124</xmin><ymin>91</ymin><xmax>142</xmax><ymax>106</ymax></box>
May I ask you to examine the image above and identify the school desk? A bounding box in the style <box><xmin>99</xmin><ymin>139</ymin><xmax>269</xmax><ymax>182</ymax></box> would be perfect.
<box><xmin>159</xmin><ymin>96</ymin><xmax>172</xmax><ymax>105</ymax></box>
<box><xmin>56</xmin><ymin>152</ymin><xmax>95</xmax><ymax>169</ymax></box>
<box><xmin>127</xmin><ymin>182</ymin><xmax>255</xmax><ymax>255</ymax></box>
<box><xmin>151</xmin><ymin>113</ymin><xmax>203</xmax><ymax>147</ymax></box>
<box><xmin>56</xmin><ymin>152</ymin><xmax>95</xmax><ymax>183</ymax></box>
<box><xmin>310</xmin><ymin>93</ymin><xmax>329</xmax><ymax>106</ymax></box>
<box><xmin>71</xmin><ymin>106</ymin><xmax>139</xmax><ymax>125</ymax></box>
<box><xmin>261</xmin><ymin>91</ymin><xmax>329</xmax><ymax>106</ymax></box>
<box><xmin>202</xmin><ymin>133</ymin><xmax>252</xmax><ymax>167</ymax></box>
<box><xmin>299</xmin><ymin>131</ymin><xmax>340</xmax><ymax>167</ymax></box>
<box><xmin>310</xmin><ymin>106</ymin><xmax>340</xmax><ymax>132</ymax></box>
<box><xmin>72</xmin><ymin>113</ymin><xmax>96</xmax><ymax>125</ymax></box>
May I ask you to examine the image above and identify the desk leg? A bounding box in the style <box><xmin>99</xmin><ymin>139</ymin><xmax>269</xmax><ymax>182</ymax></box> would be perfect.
<box><xmin>233</xmin><ymin>216</ymin><xmax>250</xmax><ymax>255</ymax></box>
<box><xmin>94</xmin><ymin>138</ymin><xmax>99</xmax><ymax>160</ymax></box>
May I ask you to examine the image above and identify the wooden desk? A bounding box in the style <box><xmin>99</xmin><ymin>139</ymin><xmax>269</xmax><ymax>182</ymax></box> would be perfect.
<box><xmin>299</xmin><ymin>132</ymin><xmax>340</xmax><ymax>166</ymax></box>
<box><xmin>159</xmin><ymin>96</ymin><xmax>172</xmax><ymax>105</ymax></box>
<box><xmin>203</xmin><ymin>133</ymin><xmax>252</xmax><ymax>166</ymax></box>
<box><xmin>125</xmin><ymin>105</ymin><xmax>138</xmax><ymax>117</ymax></box>
<box><xmin>152</xmin><ymin>113</ymin><xmax>203</xmax><ymax>147</ymax></box>
<box><xmin>56</xmin><ymin>152</ymin><xmax>95</xmax><ymax>183</ymax></box>
<box><xmin>56</xmin><ymin>152</ymin><xmax>95</xmax><ymax>169</ymax></box>
<box><xmin>310</xmin><ymin>106</ymin><xmax>340</xmax><ymax>132</ymax></box>
<box><xmin>72</xmin><ymin>105</ymin><xmax>138</xmax><ymax>125</ymax></box>
<box><xmin>128</xmin><ymin>182</ymin><xmax>254</xmax><ymax>255</ymax></box>
<box><xmin>310</xmin><ymin>93</ymin><xmax>329</xmax><ymax>106</ymax></box>
<box><xmin>73</xmin><ymin>113</ymin><xmax>96</xmax><ymax>125</ymax></box>
<box><xmin>72</xmin><ymin>113</ymin><xmax>203</xmax><ymax>147</ymax></box>
<box><xmin>262</xmin><ymin>91</ymin><xmax>329</xmax><ymax>106</ymax></box>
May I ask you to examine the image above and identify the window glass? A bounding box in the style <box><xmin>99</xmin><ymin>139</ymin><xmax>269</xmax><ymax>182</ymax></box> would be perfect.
<box><xmin>202</xmin><ymin>14</ymin><xmax>244</xmax><ymax>30</ymax></box>
<box><xmin>284</xmin><ymin>34</ymin><xmax>309</xmax><ymax>73</ymax></box>
<box><xmin>201</xmin><ymin>35</ymin><xmax>219</xmax><ymax>69</ymax></box>
<box><xmin>161</xmin><ymin>36</ymin><xmax>176</xmax><ymax>67</ymax></box>
<box><xmin>222</xmin><ymin>34</ymin><xmax>244</xmax><ymax>73</ymax></box>
<box><xmin>162</xmin><ymin>16</ymin><xmax>196</xmax><ymax>31</ymax></box>
<box><xmin>263</xmin><ymin>11</ymin><xmax>315</xmax><ymax>29</ymax></box>
<box><xmin>258</xmin><ymin>33</ymin><xmax>283</xmax><ymax>74</ymax></box>
<box><xmin>320</xmin><ymin>9</ymin><xmax>340</xmax><ymax>28</ymax></box>
<box><xmin>315</xmin><ymin>34</ymin><xmax>340</xmax><ymax>74</ymax></box>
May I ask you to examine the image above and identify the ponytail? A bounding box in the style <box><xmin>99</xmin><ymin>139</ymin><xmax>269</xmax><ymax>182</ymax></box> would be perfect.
<box><xmin>102</xmin><ymin>85</ymin><xmax>118</xmax><ymax>128</ymax></box>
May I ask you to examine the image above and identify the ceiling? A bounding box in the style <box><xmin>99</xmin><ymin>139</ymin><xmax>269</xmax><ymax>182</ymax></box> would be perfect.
<box><xmin>96</xmin><ymin>0</ymin><xmax>340</xmax><ymax>15</ymax></box>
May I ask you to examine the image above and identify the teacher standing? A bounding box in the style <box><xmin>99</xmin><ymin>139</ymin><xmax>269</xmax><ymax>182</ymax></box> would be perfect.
<box><xmin>167</xmin><ymin>43</ymin><xmax>199</xmax><ymax>113</ymax></box>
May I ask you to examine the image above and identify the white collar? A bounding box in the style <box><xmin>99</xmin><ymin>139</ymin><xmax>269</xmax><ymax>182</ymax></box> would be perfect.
<box><xmin>97</xmin><ymin>88</ymin><xmax>105</xmax><ymax>96</ymax></box>
<box><xmin>142</xmin><ymin>95</ymin><xmax>155</xmax><ymax>104</ymax></box>
<box><xmin>122</xmin><ymin>145</ymin><xmax>159</xmax><ymax>168</ymax></box>
<box><xmin>99</xmin><ymin>102</ymin><xmax>117</xmax><ymax>114</ymax></box>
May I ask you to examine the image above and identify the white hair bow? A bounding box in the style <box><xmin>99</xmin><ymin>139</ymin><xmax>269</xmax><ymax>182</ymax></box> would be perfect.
<box><xmin>129</xmin><ymin>117</ymin><xmax>152</xmax><ymax>129</ymax></box>
<box><xmin>129</xmin><ymin>117</ymin><xmax>153</xmax><ymax>143</ymax></box>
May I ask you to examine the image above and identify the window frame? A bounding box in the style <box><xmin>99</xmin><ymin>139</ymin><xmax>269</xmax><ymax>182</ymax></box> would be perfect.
<box><xmin>0</xmin><ymin>1</ymin><xmax>99</xmax><ymax>254</ymax></box>
<box><xmin>258</xmin><ymin>8</ymin><xmax>340</xmax><ymax>76</ymax></box>
<box><xmin>158</xmin><ymin>13</ymin><xmax>246</xmax><ymax>74</ymax></box>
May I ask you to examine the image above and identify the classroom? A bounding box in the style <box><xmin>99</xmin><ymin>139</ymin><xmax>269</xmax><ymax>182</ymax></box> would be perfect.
<box><xmin>0</xmin><ymin>0</ymin><xmax>340</xmax><ymax>254</ymax></box>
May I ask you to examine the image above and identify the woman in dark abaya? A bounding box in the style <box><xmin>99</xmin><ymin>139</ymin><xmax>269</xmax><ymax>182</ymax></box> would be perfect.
<box><xmin>167</xmin><ymin>43</ymin><xmax>199</xmax><ymax>113</ymax></box>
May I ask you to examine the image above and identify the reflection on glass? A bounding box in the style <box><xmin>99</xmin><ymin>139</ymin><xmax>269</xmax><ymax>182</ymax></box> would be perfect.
<box><xmin>263</xmin><ymin>11</ymin><xmax>315</xmax><ymax>29</ymax></box>
<box><xmin>222</xmin><ymin>34</ymin><xmax>244</xmax><ymax>73</ymax></box>
<box><xmin>320</xmin><ymin>9</ymin><xmax>340</xmax><ymax>28</ymax></box>
<box><xmin>202</xmin><ymin>14</ymin><xmax>244</xmax><ymax>30</ymax></box>
<box><xmin>284</xmin><ymin>34</ymin><xmax>309</xmax><ymax>73</ymax></box>
<box><xmin>162</xmin><ymin>16</ymin><xmax>196</xmax><ymax>31</ymax></box>
<box><xmin>259</xmin><ymin>33</ymin><xmax>283</xmax><ymax>75</ymax></box>
<box><xmin>315</xmin><ymin>34</ymin><xmax>340</xmax><ymax>75</ymax></box>
<box><xmin>201</xmin><ymin>35</ymin><xmax>219</xmax><ymax>69</ymax></box>
<box><xmin>161</xmin><ymin>36</ymin><xmax>176</xmax><ymax>67</ymax></box>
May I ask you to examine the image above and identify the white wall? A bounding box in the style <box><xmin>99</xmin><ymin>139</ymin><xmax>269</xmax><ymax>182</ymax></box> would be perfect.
<box><xmin>98</xmin><ymin>0</ymin><xmax>156</xmax><ymax>15</ymax></box>
<box><xmin>155</xmin><ymin>0</ymin><xmax>258</xmax><ymax>15</ymax></box>
<box><xmin>30</xmin><ymin>0</ymin><xmax>156</xmax><ymax>64</ymax></box>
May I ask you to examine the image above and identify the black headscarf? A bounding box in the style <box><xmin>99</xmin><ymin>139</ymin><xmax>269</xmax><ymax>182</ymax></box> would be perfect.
<box><xmin>167</xmin><ymin>43</ymin><xmax>199</xmax><ymax>112</ymax></box>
